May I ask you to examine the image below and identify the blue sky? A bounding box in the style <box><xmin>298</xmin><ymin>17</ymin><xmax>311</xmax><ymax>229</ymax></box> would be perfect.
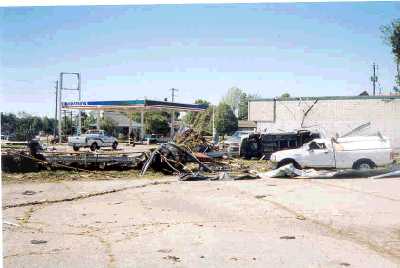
<box><xmin>1</xmin><ymin>2</ymin><xmax>399</xmax><ymax>116</ymax></box>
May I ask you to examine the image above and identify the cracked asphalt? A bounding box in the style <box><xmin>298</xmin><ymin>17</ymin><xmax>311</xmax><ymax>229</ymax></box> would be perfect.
<box><xmin>3</xmin><ymin>176</ymin><xmax>400</xmax><ymax>267</ymax></box>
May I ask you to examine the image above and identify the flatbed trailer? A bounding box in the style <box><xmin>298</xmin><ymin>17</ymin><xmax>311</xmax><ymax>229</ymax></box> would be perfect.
<box><xmin>42</xmin><ymin>151</ymin><xmax>146</xmax><ymax>169</ymax></box>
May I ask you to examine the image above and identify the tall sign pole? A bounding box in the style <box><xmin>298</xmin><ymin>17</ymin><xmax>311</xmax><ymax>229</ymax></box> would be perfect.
<box><xmin>58</xmin><ymin>73</ymin><xmax>63</xmax><ymax>143</ymax></box>
<box><xmin>77</xmin><ymin>73</ymin><xmax>82</xmax><ymax>135</ymax></box>
<box><xmin>58</xmin><ymin>72</ymin><xmax>82</xmax><ymax>143</ymax></box>
<box><xmin>54</xmin><ymin>81</ymin><xmax>58</xmax><ymax>139</ymax></box>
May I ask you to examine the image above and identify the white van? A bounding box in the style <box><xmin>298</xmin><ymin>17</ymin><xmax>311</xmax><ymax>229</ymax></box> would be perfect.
<box><xmin>270</xmin><ymin>135</ymin><xmax>394</xmax><ymax>170</ymax></box>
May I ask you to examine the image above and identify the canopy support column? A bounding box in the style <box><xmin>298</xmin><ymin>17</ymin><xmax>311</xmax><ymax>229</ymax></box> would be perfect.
<box><xmin>96</xmin><ymin>110</ymin><xmax>101</xmax><ymax>130</ymax></box>
<box><xmin>140</xmin><ymin>110</ymin><xmax>144</xmax><ymax>141</ymax></box>
<box><xmin>128</xmin><ymin>113</ymin><xmax>132</xmax><ymax>145</ymax></box>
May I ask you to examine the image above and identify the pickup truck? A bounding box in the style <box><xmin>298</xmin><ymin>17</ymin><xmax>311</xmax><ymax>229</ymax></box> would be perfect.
<box><xmin>68</xmin><ymin>130</ymin><xmax>118</xmax><ymax>151</ymax></box>
<box><xmin>270</xmin><ymin>135</ymin><xmax>394</xmax><ymax>170</ymax></box>
<box><xmin>221</xmin><ymin>131</ymin><xmax>253</xmax><ymax>157</ymax></box>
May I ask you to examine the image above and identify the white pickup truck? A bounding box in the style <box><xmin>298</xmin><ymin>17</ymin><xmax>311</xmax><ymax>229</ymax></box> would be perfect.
<box><xmin>68</xmin><ymin>130</ymin><xmax>118</xmax><ymax>151</ymax></box>
<box><xmin>270</xmin><ymin>135</ymin><xmax>394</xmax><ymax>170</ymax></box>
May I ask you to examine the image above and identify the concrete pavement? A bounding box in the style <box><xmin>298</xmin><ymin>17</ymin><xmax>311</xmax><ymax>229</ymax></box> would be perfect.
<box><xmin>3</xmin><ymin>176</ymin><xmax>400</xmax><ymax>267</ymax></box>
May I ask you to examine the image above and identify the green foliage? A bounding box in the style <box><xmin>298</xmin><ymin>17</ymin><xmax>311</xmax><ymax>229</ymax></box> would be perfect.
<box><xmin>183</xmin><ymin>99</ymin><xmax>213</xmax><ymax>135</ymax></box>
<box><xmin>1</xmin><ymin>112</ymin><xmax>56</xmax><ymax>141</ymax></box>
<box><xmin>381</xmin><ymin>19</ymin><xmax>400</xmax><ymax>86</ymax></box>
<box><xmin>281</xmin><ymin>93</ymin><xmax>291</xmax><ymax>98</ymax></box>
<box><xmin>144</xmin><ymin>111</ymin><xmax>170</xmax><ymax>135</ymax></box>
<box><xmin>1</xmin><ymin>113</ymin><xmax>17</xmax><ymax>136</ymax></box>
<box><xmin>221</xmin><ymin>87</ymin><xmax>259</xmax><ymax>120</ymax></box>
<box><xmin>100</xmin><ymin>117</ymin><xmax>117</xmax><ymax>135</ymax></box>
<box><xmin>61</xmin><ymin>116</ymin><xmax>73</xmax><ymax>136</ymax></box>
<box><xmin>215</xmin><ymin>102</ymin><xmax>238</xmax><ymax>136</ymax></box>
<box><xmin>221</xmin><ymin>87</ymin><xmax>242</xmax><ymax>116</ymax></box>
<box><xmin>130</xmin><ymin>111</ymin><xmax>171</xmax><ymax>136</ymax></box>
<box><xmin>193</xmin><ymin>106</ymin><xmax>213</xmax><ymax>135</ymax></box>
<box><xmin>184</xmin><ymin>99</ymin><xmax>210</xmax><ymax>126</ymax></box>
<box><xmin>82</xmin><ymin>111</ymin><xmax>97</xmax><ymax>132</ymax></box>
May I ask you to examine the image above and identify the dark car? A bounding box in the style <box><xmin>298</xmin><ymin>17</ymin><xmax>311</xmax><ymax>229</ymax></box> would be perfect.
<box><xmin>240</xmin><ymin>130</ymin><xmax>320</xmax><ymax>160</ymax></box>
<box><xmin>144</xmin><ymin>134</ymin><xmax>165</xmax><ymax>144</ymax></box>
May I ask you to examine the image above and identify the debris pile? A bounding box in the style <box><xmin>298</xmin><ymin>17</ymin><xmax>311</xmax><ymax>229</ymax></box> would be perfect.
<box><xmin>175</xmin><ymin>128</ymin><xmax>214</xmax><ymax>152</ymax></box>
<box><xmin>140</xmin><ymin>142</ymin><xmax>261</xmax><ymax>181</ymax></box>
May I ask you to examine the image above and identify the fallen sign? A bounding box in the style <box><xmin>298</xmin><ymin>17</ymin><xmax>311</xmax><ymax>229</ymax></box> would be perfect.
<box><xmin>258</xmin><ymin>163</ymin><xmax>340</xmax><ymax>179</ymax></box>
<box><xmin>179</xmin><ymin>172</ymin><xmax>260</xmax><ymax>181</ymax></box>
<box><xmin>369</xmin><ymin>169</ymin><xmax>400</xmax><ymax>179</ymax></box>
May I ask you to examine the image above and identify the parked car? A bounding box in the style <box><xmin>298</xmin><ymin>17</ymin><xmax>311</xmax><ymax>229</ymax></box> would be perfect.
<box><xmin>68</xmin><ymin>130</ymin><xmax>118</xmax><ymax>151</ymax></box>
<box><xmin>143</xmin><ymin>134</ymin><xmax>165</xmax><ymax>145</ymax></box>
<box><xmin>221</xmin><ymin>131</ymin><xmax>253</xmax><ymax>157</ymax></box>
<box><xmin>240</xmin><ymin>130</ymin><xmax>320</xmax><ymax>159</ymax></box>
<box><xmin>270</xmin><ymin>135</ymin><xmax>394</xmax><ymax>170</ymax></box>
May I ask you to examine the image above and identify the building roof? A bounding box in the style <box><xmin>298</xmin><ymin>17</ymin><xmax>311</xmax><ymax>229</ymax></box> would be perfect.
<box><xmin>62</xmin><ymin>99</ymin><xmax>208</xmax><ymax>112</ymax></box>
<box><xmin>250</xmin><ymin>95</ymin><xmax>400</xmax><ymax>102</ymax></box>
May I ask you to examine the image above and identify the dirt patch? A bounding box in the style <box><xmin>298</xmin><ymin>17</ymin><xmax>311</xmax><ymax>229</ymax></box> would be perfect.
<box><xmin>2</xmin><ymin>169</ymin><xmax>167</xmax><ymax>184</ymax></box>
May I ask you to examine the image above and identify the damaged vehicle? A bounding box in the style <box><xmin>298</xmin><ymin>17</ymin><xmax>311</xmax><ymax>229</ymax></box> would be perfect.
<box><xmin>270</xmin><ymin>135</ymin><xmax>394</xmax><ymax>170</ymax></box>
<box><xmin>221</xmin><ymin>130</ymin><xmax>253</xmax><ymax>157</ymax></box>
<box><xmin>240</xmin><ymin>130</ymin><xmax>320</xmax><ymax>159</ymax></box>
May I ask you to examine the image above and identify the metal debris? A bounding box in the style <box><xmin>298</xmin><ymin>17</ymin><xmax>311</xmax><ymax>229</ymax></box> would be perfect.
<box><xmin>22</xmin><ymin>190</ymin><xmax>36</xmax><ymax>196</ymax></box>
<box><xmin>280</xmin><ymin>236</ymin><xmax>296</xmax><ymax>240</ymax></box>
<box><xmin>31</xmin><ymin>240</ymin><xmax>48</xmax><ymax>244</ymax></box>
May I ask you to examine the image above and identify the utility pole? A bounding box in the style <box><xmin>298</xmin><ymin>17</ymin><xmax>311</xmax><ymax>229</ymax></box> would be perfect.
<box><xmin>169</xmin><ymin>88</ymin><xmax>178</xmax><ymax>102</ymax></box>
<box><xmin>371</xmin><ymin>63</ymin><xmax>378</xmax><ymax>96</ymax></box>
<box><xmin>169</xmin><ymin>88</ymin><xmax>179</xmax><ymax>138</ymax></box>
<box><xmin>54</xmin><ymin>81</ymin><xmax>58</xmax><ymax>139</ymax></box>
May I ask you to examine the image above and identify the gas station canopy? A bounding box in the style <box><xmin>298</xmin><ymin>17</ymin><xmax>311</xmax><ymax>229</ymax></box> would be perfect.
<box><xmin>62</xmin><ymin>99</ymin><xmax>208</xmax><ymax>112</ymax></box>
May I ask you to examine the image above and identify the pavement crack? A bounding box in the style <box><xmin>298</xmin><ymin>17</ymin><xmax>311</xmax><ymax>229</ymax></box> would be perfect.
<box><xmin>4</xmin><ymin>247</ymin><xmax>71</xmax><ymax>259</ymax></box>
<box><xmin>3</xmin><ymin>180</ymin><xmax>172</xmax><ymax>210</ymax></box>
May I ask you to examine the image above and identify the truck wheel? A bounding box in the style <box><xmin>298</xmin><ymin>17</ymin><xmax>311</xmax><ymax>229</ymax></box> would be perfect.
<box><xmin>353</xmin><ymin>159</ymin><xmax>376</xmax><ymax>170</ymax></box>
<box><xmin>90</xmin><ymin>143</ymin><xmax>98</xmax><ymax>152</ymax></box>
<box><xmin>112</xmin><ymin>141</ymin><xmax>118</xmax><ymax>150</ymax></box>
<box><xmin>73</xmin><ymin>145</ymin><xmax>80</xmax><ymax>152</ymax></box>
<box><xmin>277</xmin><ymin>159</ymin><xmax>301</xmax><ymax>169</ymax></box>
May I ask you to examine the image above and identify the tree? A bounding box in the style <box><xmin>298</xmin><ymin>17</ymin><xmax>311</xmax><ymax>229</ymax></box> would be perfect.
<box><xmin>130</xmin><ymin>111</ymin><xmax>170</xmax><ymax>136</ymax></box>
<box><xmin>1</xmin><ymin>113</ymin><xmax>17</xmax><ymax>135</ymax></box>
<box><xmin>238</xmin><ymin>92</ymin><xmax>259</xmax><ymax>120</ymax></box>
<box><xmin>145</xmin><ymin>111</ymin><xmax>170</xmax><ymax>135</ymax></box>
<box><xmin>1</xmin><ymin>112</ymin><xmax>56</xmax><ymax>140</ymax></box>
<box><xmin>215</xmin><ymin>102</ymin><xmax>238</xmax><ymax>136</ymax></box>
<box><xmin>82</xmin><ymin>111</ymin><xmax>97</xmax><ymax>132</ymax></box>
<box><xmin>281</xmin><ymin>93</ymin><xmax>291</xmax><ymax>98</ymax></box>
<box><xmin>61</xmin><ymin>116</ymin><xmax>73</xmax><ymax>136</ymax></box>
<box><xmin>100</xmin><ymin>117</ymin><xmax>117</xmax><ymax>135</ymax></box>
<box><xmin>381</xmin><ymin>19</ymin><xmax>400</xmax><ymax>86</ymax></box>
<box><xmin>184</xmin><ymin>99</ymin><xmax>210</xmax><ymax>125</ymax></box>
<box><xmin>221</xmin><ymin>87</ymin><xmax>243</xmax><ymax>117</ymax></box>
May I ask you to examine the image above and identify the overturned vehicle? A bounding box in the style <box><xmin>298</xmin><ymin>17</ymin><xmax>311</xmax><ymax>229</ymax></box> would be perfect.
<box><xmin>240</xmin><ymin>130</ymin><xmax>320</xmax><ymax>160</ymax></box>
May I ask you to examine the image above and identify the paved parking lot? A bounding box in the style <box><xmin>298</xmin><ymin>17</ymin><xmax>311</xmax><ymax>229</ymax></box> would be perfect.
<box><xmin>3</xmin><ymin>176</ymin><xmax>400</xmax><ymax>267</ymax></box>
